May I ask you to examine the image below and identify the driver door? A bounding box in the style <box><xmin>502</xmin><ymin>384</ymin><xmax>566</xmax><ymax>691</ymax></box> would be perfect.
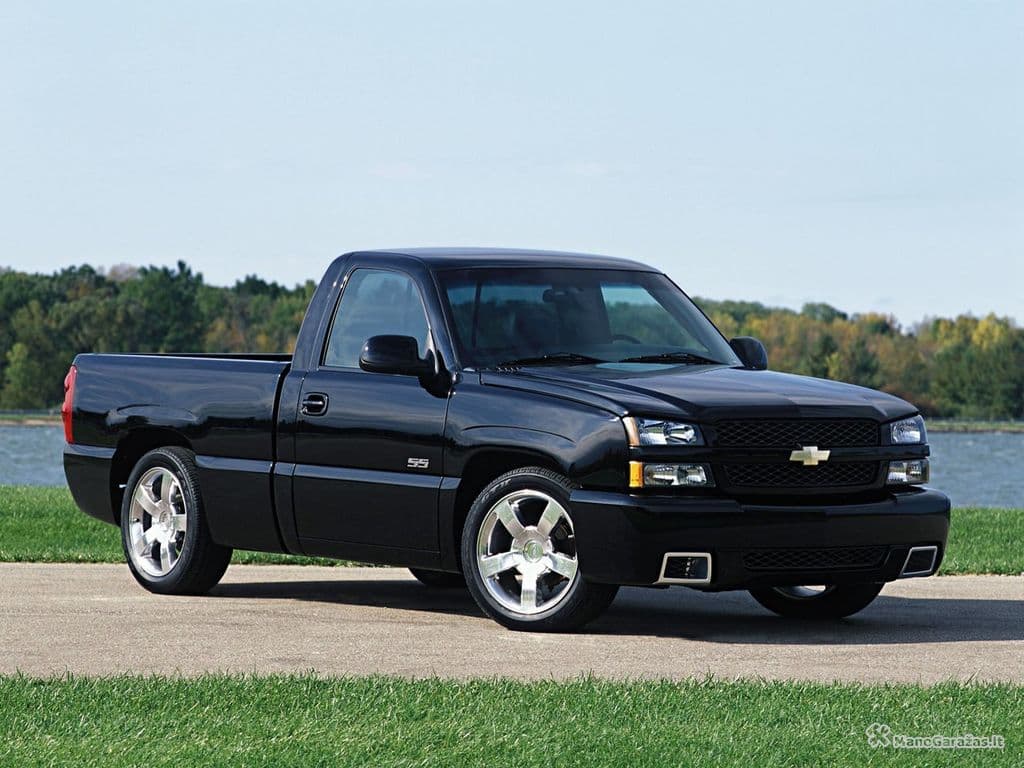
<box><xmin>292</xmin><ymin>266</ymin><xmax>448</xmax><ymax>553</ymax></box>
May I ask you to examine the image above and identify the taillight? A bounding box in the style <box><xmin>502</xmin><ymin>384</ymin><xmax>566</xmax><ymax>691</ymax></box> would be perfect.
<box><xmin>62</xmin><ymin>364</ymin><xmax>77</xmax><ymax>444</ymax></box>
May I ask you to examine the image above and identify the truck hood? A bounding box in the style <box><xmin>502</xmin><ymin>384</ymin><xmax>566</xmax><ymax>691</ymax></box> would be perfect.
<box><xmin>480</xmin><ymin>363</ymin><xmax>917</xmax><ymax>423</ymax></box>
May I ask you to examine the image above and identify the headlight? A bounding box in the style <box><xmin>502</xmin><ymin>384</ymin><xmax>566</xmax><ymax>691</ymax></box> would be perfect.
<box><xmin>623</xmin><ymin>417</ymin><xmax>704</xmax><ymax>446</ymax></box>
<box><xmin>890</xmin><ymin>415</ymin><xmax>926</xmax><ymax>444</ymax></box>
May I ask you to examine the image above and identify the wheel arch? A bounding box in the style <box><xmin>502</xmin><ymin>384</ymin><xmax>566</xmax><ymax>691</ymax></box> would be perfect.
<box><xmin>446</xmin><ymin>447</ymin><xmax>565</xmax><ymax>570</ymax></box>
<box><xmin>110</xmin><ymin>428</ymin><xmax>192</xmax><ymax>522</ymax></box>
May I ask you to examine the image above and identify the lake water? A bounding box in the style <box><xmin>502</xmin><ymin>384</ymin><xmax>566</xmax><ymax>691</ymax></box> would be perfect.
<box><xmin>1</xmin><ymin>425</ymin><xmax>1021</xmax><ymax>508</ymax></box>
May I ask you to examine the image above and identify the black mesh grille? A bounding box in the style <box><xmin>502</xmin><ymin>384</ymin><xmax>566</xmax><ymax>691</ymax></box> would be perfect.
<box><xmin>713</xmin><ymin>419</ymin><xmax>879</xmax><ymax>448</ymax></box>
<box><xmin>743</xmin><ymin>546</ymin><xmax>887</xmax><ymax>571</ymax></box>
<box><xmin>723</xmin><ymin>461</ymin><xmax>879</xmax><ymax>488</ymax></box>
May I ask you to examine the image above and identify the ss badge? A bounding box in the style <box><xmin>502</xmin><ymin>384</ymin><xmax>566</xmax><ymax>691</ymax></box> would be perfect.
<box><xmin>406</xmin><ymin>457</ymin><xmax>430</xmax><ymax>469</ymax></box>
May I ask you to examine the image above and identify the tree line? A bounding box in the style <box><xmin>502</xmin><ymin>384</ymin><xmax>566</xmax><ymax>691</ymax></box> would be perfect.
<box><xmin>1</xmin><ymin>262</ymin><xmax>1021</xmax><ymax>418</ymax></box>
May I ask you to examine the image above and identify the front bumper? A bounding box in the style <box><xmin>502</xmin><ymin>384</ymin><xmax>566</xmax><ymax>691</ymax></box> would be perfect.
<box><xmin>569</xmin><ymin>487</ymin><xmax>950</xmax><ymax>588</ymax></box>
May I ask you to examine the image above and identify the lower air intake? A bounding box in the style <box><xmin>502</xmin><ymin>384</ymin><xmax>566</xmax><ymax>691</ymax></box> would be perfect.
<box><xmin>900</xmin><ymin>545</ymin><xmax>938</xmax><ymax>577</ymax></box>
<box><xmin>659</xmin><ymin>552</ymin><xmax>712</xmax><ymax>585</ymax></box>
<box><xmin>743</xmin><ymin>546</ymin><xmax>887</xmax><ymax>571</ymax></box>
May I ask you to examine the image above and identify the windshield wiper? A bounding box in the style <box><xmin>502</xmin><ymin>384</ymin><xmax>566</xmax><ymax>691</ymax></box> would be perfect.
<box><xmin>618</xmin><ymin>351</ymin><xmax>724</xmax><ymax>365</ymax></box>
<box><xmin>494</xmin><ymin>352</ymin><xmax>605</xmax><ymax>368</ymax></box>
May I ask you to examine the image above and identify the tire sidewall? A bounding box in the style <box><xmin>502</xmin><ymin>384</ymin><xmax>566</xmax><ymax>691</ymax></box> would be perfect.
<box><xmin>120</xmin><ymin>447</ymin><xmax>203</xmax><ymax>592</ymax></box>
<box><xmin>461</xmin><ymin>468</ymin><xmax>587</xmax><ymax>629</ymax></box>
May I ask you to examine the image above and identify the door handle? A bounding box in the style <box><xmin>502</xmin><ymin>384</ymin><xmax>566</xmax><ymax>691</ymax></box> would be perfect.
<box><xmin>301</xmin><ymin>393</ymin><xmax>329</xmax><ymax>417</ymax></box>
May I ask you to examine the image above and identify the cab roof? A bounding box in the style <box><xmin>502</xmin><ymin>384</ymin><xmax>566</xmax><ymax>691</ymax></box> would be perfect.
<box><xmin>347</xmin><ymin>247</ymin><xmax>654</xmax><ymax>271</ymax></box>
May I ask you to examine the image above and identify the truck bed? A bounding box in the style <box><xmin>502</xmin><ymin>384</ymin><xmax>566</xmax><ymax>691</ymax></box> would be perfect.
<box><xmin>70</xmin><ymin>353</ymin><xmax>291</xmax><ymax>458</ymax></box>
<box><xmin>65</xmin><ymin>353</ymin><xmax>292</xmax><ymax>547</ymax></box>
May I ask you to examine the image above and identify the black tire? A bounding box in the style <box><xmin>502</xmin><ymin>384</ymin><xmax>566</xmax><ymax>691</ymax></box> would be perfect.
<box><xmin>461</xmin><ymin>467</ymin><xmax>618</xmax><ymax>632</ymax></box>
<box><xmin>409</xmin><ymin>568</ymin><xmax>465</xmax><ymax>588</ymax></box>
<box><xmin>120</xmin><ymin>447</ymin><xmax>232</xmax><ymax>595</ymax></box>
<box><xmin>749</xmin><ymin>583</ymin><xmax>885</xmax><ymax>619</ymax></box>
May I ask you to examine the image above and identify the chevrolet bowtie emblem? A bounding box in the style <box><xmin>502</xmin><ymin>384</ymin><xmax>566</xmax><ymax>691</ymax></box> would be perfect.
<box><xmin>789</xmin><ymin>445</ymin><xmax>831</xmax><ymax>466</ymax></box>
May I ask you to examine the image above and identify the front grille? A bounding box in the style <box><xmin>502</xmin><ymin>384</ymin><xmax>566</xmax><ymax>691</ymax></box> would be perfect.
<box><xmin>743</xmin><ymin>546</ymin><xmax>887</xmax><ymax>571</ymax></box>
<box><xmin>723</xmin><ymin>461</ymin><xmax>879</xmax><ymax>488</ymax></box>
<box><xmin>713</xmin><ymin>419</ymin><xmax>879</xmax><ymax>448</ymax></box>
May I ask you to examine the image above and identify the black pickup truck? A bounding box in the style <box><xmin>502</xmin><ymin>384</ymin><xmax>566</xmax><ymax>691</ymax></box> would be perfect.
<box><xmin>63</xmin><ymin>248</ymin><xmax>949</xmax><ymax>631</ymax></box>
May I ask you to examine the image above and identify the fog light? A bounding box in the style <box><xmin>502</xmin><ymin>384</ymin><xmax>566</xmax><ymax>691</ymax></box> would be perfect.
<box><xmin>629</xmin><ymin>461</ymin><xmax>713</xmax><ymax>488</ymax></box>
<box><xmin>887</xmin><ymin>458</ymin><xmax>929</xmax><ymax>485</ymax></box>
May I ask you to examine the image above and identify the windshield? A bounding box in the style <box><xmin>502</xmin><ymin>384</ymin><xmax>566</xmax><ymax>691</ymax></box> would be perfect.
<box><xmin>437</xmin><ymin>268</ymin><xmax>741</xmax><ymax>369</ymax></box>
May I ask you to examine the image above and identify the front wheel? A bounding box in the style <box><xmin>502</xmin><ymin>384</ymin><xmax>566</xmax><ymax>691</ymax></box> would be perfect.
<box><xmin>749</xmin><ymin>583</ymin><xmax>884</xmax><ymax>619</ymax></box>
<box><xmin>121</xmin><ymin>447</ymin><xmax>232</xmax><ymax>595</ymax></box>
<box><xmin>461</xmin><ymin>467</ymin><xmax>618</xmax><ymax>632</ymax></box>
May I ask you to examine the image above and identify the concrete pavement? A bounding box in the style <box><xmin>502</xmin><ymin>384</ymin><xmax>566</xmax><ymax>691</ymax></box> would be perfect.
<box><xmin>1</xmin><ymin>563</ymin><xmax>1021</xmax><ymax>682</ymax></box>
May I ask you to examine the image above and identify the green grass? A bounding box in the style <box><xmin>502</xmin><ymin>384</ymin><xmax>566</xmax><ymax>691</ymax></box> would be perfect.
<box><xmin>942</xmin><ymin>507</ymin><xmax>1024</xmax><ymax>575</ymax></box>
<box><xmin>1</xmin><ymin>485</ymin><xmax>1021</xmax><ymax>574</ymax></box>
<box><xmin>0</xmin><ymin>676</ymin><xmax>1019</xmax><ymax>767</ymax></box>
<box><xmin>0</xmin><ymin>486</ymin><xmax>354</xmax><ymax>566</ymax></box>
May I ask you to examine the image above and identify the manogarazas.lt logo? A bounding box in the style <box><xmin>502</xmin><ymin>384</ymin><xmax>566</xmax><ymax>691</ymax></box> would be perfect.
<box><xmin>866</xmin><ymin>723</ymin><xmax>893</xmax><ymax>748</ymax></box>
<box><xmin>866</xmin><ymin>722</ymin><xmax>1005</xmax><ymax>750</ymax></box>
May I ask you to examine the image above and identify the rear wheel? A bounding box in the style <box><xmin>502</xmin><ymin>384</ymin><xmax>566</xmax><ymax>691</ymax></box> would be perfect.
<box><xmin>749</xmin><ymin>583</ymin><xmax>884</xmax><ymax>619</ymax></box>
<box><xmin>461</xmin><ymin>467</ymin><xmax>618</xmax><ymax>631</ymax></box>
<box><xmin>409</xmin><ymin>568</ymin><xmax>465</xmax><ymax>588</ymax></box>
<box><xmin>121</xmin><ymin>447</ymin><xmax>232</xmax><ymax>595</ymax></box>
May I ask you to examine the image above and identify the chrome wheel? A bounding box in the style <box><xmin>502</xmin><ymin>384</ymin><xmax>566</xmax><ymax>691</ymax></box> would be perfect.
<box><xmin>127</xmin><ymin>467</ymin><xmax>187</xmax><ymax>578</ymax></box>
<box><xmin>772</xmin><ymin>585</ymin><xmax>836</xmax><ymax>599</ymax></box>
<box><xmin>475</xmin><ymin>489</ymin><xmax>579</xmax><ymax>616</ymax></box>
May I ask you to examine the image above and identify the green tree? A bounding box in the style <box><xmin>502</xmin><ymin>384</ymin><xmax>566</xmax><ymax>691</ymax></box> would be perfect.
<box><xmin>801</xmin><ymin>302</ymin><xmax>848</xmax><ymax>324</ymax></box>
<box><xmin>115</xmin><ymin>261</ymin><xmax>205</xmax><ymax>352</ymax></box>
<box><xmin>0</xmin><ymin>261</ymin><xmax>1019</xmax><ymax>417</ymax></box>
<box><xmin>0</xmin><ymin>342</ymin><xmax>49</xmax><ymax>408</ymax></box>
<box><xmin>825</xmin><ymin>336</ymin><xmax>881</xmax><ymax>389</ymax></box>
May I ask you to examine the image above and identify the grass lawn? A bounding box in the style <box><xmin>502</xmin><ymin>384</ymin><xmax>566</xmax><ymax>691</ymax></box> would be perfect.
<box><xmin>939</xmin><ymin>507</ymin><xmax>1023</xmax><ymax>575</ymax></box>
<box><xmin>0</xmin><ymin>486</ymin><xmax>349</xmax><ymax>566</ymax></box>
<box><xmin>0</xmin><ymin>676</ymin><xmax>1020</xmax><ymax>767</ymax></box>
<box><xmin>1</xmin><ymin>485</ymin><xmax>1021</xmax><ymax>574</ymax></box>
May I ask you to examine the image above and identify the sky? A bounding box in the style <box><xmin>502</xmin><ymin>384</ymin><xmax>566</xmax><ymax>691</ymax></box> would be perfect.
<box><xmin>1</xmin><ymin>1</ymin><xmax>1021</xmax><ymax>325</ymax></box>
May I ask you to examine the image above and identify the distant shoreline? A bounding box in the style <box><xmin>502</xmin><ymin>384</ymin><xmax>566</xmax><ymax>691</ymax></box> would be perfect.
<box><xmin>927</xmin><ymin>420</ymin><xmax>1024</xmax><ymax>434</ymax></box>
<box><xmin>2</xmin><ymin>412</ymin><xmax>1023</xmax><ymax>433</ymax></box>
<box><xmin>0</xmin><ymin>414</ymin><xmax>60</xmax><ymax>426</ymax></box>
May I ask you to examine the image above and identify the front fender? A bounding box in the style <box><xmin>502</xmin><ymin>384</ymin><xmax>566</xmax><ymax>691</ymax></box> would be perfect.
<box><xmin>459</xmin><ymin>425</ymin><xmax>576</xmax><ymax>470</ymax></box>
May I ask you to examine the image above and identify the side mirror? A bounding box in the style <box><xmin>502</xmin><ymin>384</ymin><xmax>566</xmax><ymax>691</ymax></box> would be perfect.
<box><xmin>729</xmin><ymin>336</ymin><xmax>768</xmax><ymax>370</ymax></box>
<box><xmin>359</xmin><ymin>335</ymin><xmax>434</xmax><ymax>377</ymax></box>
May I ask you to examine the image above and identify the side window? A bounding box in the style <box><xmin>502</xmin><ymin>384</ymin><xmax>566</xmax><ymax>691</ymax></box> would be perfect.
<box><xmin>323</xmin><ymin>269</ymin><xmax>430</xmax><ymax>369</ymax></box>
